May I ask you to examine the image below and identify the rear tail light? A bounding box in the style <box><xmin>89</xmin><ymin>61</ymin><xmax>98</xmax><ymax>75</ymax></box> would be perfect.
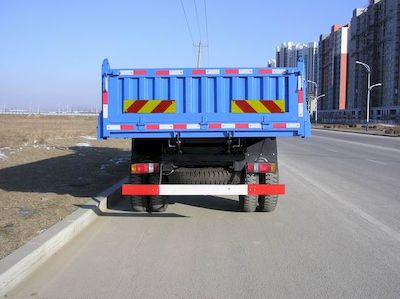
<box><xmin>131</xmin><ymin>163</ymin><xmax>160</xmax><ymax>174</ymax></box>
<box><xmin>246</xmin><ymin>162</ymin><xmax>276</xmax><ymax>173</ymax></box>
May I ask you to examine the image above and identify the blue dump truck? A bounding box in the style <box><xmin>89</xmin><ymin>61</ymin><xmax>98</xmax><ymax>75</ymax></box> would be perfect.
<box><xmin>98</xmin><ymin>59</ymin><xmax>311</xmax><ymax>213</ymax></box>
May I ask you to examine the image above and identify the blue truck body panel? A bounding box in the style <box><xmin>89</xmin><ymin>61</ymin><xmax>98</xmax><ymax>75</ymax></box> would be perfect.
<box><xmin>98</xmin><ymin>59</ymin><xmax>311</xmax><ymax>139</ymax></box>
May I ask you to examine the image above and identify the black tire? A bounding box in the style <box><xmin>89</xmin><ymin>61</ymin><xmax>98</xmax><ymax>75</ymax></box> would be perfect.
<box><xmin>130</xmin><ymin>175</ymin><xmax>147</xmax><ymax>212</ymax></box>
<box><xmin>168</xmin><ymin>167</ymin><xmax>239</xmax><ymax>184</ymax></box>
<box><xmin>258</xmin><ymin>171</ymin><xmax>279</xmax><ymax>212</ymax></box>
<box><xmin>148</xmin><ymin>174</ymin><xmax>168</xmax><ymax>212</ymax></box>
<box><xmin>239</xmin><ymin>174</ymin><xmax>258</xmax><ymax>212</ymax></box>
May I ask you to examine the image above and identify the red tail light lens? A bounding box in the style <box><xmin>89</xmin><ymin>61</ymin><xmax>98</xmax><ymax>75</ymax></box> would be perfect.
<box><xmin>131</xmin><ymin>163</ymin><xmax>160</xmax><ymax>174</ymax></box>
<box><xmin>246</xmin><ymin>162</ymin><xmax>276</xmax><ymax>173</ymax></box>
<box><xmin>247</xmin><ymin>163</ymin><xmax>255</xmax><ymax>173</ymax></box>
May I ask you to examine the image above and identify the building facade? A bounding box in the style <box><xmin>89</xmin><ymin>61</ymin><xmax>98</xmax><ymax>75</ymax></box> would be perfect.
<box><xmin>347</xmin><ymin>0</ymin><xmax>400</xmax><ymax>122</ymax></box>
<box><xmin>318</xmin><ymin>25</ymin><xmax>349</xmax><ymax>112</ymax></box>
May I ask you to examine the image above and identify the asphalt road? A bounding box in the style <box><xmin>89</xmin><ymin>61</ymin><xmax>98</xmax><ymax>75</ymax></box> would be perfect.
<box><xmin>7</xmin><ymin>130</ymin><xmax>400</xmax><ymax>299</ymax></box>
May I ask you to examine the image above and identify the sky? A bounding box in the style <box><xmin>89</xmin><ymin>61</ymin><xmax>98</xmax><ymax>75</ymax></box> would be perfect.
<box><xmin>0</xmin><ymin>0</ymin><xmax>368</xmax><ymax>111</ymax></box>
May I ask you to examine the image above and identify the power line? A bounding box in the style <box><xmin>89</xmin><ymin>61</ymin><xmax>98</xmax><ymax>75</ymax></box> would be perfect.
<box><xmin>203</xmin><ymin>0</ymin><xmax>210</xmax><ymax>66</ymax></box>
<box><xmin>193</xmin><ymin>0</ymin><xmax>202</xmax><ymax>42</ymax></box>
<box><xmin>179</xmin><ymin>0</ymin><xmax>195</xmax><ymax>44</ymax></box>
<box><xmin>179</xmin><ymin>0</ymin><xmax>209</xmax><ymax>68</ymax></box>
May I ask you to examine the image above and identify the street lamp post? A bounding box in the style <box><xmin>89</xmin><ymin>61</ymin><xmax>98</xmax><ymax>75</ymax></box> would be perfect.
<box><xmin>307</xmin><ymin>80</ymin><xmax>326</xmax><ymax>123</ymax></box>
<box><xmin>314</xmin><ymin>94</ymin><xmax>326</xmax><ymax>123</ymax></box>
<box><xmin>355</xmin><ymin>61</ymin><xmax>382</xmax><ymax>130</ymax></box>
<box><xmin>307</xmin><ymin>80</ymin><xmax>318</xmax><ymax>121</ymax></box>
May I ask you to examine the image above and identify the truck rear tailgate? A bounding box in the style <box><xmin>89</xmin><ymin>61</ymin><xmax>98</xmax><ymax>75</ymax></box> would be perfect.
<box><xmin>98</xmin><ymin>59</ymin><xmax>311</xmax><ymax>139</ymax></box>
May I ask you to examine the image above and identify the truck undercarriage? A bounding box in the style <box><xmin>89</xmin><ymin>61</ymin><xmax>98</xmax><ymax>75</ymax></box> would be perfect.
<box><xmin>125</xmin><ymin>137</ymin><xmax>282</xmax><ymax>213</ymax></box>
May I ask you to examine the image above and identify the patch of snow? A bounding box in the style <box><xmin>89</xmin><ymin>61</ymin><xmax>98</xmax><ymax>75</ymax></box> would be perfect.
<box><xmin>0</xmin><ymin>150</ymin><xmax>7</xmax><ymax>161</ymax></box>
<box><xmin>115</xmin><ymin>158</ymin><xmax>129</xmax><ymax>165</ymax></box>
<box><xmin>75</xmin><ymin>142</ymin><xmax>91</xmax><ymax>147</ymax></box>
<box><xmin>109</xmin><ymin>157</ymin><xmax>130</xmax><ymax>165</ymax></box>
<box><xmin>80</xmin><ymin>136</ymin><xmax>97</xmax><ymax>140</ymax></box>
<box><xmin>19</xmin><ymin>207</ymin><xmax>36</xmax><ymax>216</ymax></box>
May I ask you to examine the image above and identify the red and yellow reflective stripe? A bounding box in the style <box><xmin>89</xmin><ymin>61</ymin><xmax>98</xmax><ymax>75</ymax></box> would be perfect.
<box><xmin>123</xmin><ymin>100</ymin><xmax>176</xmax><ymax>113</ymax></box>
<box><xmin>231</xmin><ymin>100</ymin><xmax>285</xmax><ymax>113</ymax></box>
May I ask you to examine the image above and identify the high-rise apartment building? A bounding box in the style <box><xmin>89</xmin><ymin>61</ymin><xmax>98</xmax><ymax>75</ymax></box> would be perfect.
<box><xmin>302</xmin><ymin>42</ymin><xmax>319</xmax><ymax>94</ymax></box>
<box><xmin>276</xmin><ymin>42</ymin><xmax>318</xmax><ymax>93</ymax></box>
<box><xmin>318</xmin><ymin>25</ymin><xmax>349</xmax><ymax>111</ymax></box>
<box><xmin>347</xmin><ymin>0</ymin><xmax>400</xmax><ymax>121</ymax></box>
<box><xmin>276</xmin><ymin>42</ymin><xmax>303</xmax><ymax>67</ymax></box>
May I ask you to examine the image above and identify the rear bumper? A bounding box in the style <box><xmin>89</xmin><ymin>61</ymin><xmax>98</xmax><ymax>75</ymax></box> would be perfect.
<box><xmin>122</xmin><ymin>184</ymin><xmax>285</xmax><ymax>196</ymax></box>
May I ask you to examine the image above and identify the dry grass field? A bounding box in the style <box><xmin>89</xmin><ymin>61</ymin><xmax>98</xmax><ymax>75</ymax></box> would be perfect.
<box><xmin>0</xmin><ymin>115</ymin><xmax>130</xmax><ymax>259</ymax></box>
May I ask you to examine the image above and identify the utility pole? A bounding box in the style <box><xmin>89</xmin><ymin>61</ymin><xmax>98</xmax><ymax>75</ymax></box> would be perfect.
<box><xmin>196</xmin><ymin>41</ymin><xmax>202</xmax><ymax>68</ymax></box>
<box><xmin>194</xmin><ymin>42</ymin><xmax>208</xmax><ymax>68</ymax></box>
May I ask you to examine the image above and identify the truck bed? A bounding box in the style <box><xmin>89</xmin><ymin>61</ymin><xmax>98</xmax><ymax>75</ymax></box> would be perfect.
<box><xmin>98</xmin><ymin>59</ymin><xmax>311</xmax><ymax>139</ymax></box>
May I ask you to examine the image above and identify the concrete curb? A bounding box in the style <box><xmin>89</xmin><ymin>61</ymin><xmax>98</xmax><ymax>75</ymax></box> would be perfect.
<box><xmin>313</xmin><ymin>127</ymin><xmax>399</xmax><ymax>137</ymax></box>
<box><xmin>0</xmin><ymin>177</ymin><xmax>128</xmax><ymax>296</ymax></box>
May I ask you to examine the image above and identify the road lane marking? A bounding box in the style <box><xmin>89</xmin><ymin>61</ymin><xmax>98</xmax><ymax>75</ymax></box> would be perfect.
<box><xmin>366</xmin><ymin>159</ymin><xmax>387</xmax><ymax>165</ymax></box>
<box><xmin>326</xmin><ymin>148</ymin><xmax>339</xmax><ymax>153</ymax></box>
<box><xmin>280</xmin><ymin>160</ymin><xmax>400</xmax><ymax>243</ymax></box>
<box><xmin>313</xmin><ymin>135</ymin><xmax>400</xmax><ymax>154</ymax></box>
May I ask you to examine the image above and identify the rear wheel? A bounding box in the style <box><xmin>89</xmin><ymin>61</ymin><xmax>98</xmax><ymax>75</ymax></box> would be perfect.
<box><xmin>239</xmin><ymin>173</ymin><xmax>258</xmax><ymax>212</ymax></box>
<box><xmin>258</xmin><ymin>171</ymin><xmax>279</xmax><ymax>212</ymax></box>
<box><xmin>130</xmin><ymin>175</ymin><xmax>147</xmax><ymax>212</ymax></box>
<box><xmin>148</xmin><ymin>174</ymin><xmax>168</xmax><ymax>212</ymax></box>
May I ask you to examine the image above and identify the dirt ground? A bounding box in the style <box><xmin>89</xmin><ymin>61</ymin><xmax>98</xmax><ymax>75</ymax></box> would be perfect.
<box><xmin>0</xmin><ymin>115</ymin><xmax>130</xmax><ymax>260</ymax></box>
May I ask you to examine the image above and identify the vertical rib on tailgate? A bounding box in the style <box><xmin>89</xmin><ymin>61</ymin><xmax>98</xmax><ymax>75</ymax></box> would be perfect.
<box><xmin>97</xmin><ymin>59</ymin><xmax>311</xmax><ymax>139</ymax></box>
